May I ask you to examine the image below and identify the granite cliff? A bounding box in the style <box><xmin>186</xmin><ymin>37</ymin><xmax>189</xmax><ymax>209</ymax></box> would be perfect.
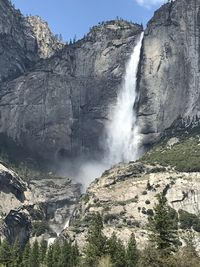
<box><xmin>138</xmin><ymin>0</ymin><xmax>200</xmax><ymax>146</ymax></box>
<box><xmin>0</xmin><ymin>8</ymin><xmax>142</xmax><ymax>161</ymax></box>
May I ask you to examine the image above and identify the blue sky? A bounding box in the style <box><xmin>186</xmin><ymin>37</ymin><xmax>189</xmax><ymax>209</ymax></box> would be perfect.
<box><xmin>11</xmin><ymin>0</ymin><xmax>166</xmax><ymax>41</ymax></box>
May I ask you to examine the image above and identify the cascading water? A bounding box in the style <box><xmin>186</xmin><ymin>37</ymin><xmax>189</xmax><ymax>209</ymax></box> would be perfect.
<box><xmin>106</xmin><ymin>32</ymin><xmax>144</xmax><ymax>165</ymax></box>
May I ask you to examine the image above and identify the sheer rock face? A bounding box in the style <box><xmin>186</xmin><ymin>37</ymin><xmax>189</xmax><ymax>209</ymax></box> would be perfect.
<box><xmin>27</xmin><ymin>16</ymin><xmax>64</xmax><ymax>58</ymax></box>
<box><xmin>138</xmin><ymin>0</ymin><xmax>200</xmax><ymax>145</ymax></box>
<box><xmin>0</xmin><ymin>18</ymin><xmax>142</xmax><ymax>161</ymax></box>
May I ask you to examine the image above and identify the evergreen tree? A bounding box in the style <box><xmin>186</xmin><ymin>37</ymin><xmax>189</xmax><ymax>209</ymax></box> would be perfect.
<box><xmin>22</xmin><ymin>241</ymin><xmax>31</xmax><ymax>267</ymax></box>
<box><xmin>71</xmin><ymin>241</ymin><xmax>80</xmax><ymax>267</ymax></box>
<box><xmin>59</xmin><ymin>240</ymin><xmax>72</xmax><ymax>267</ymax></box>
<box><xmin>29</xmin><ymin>240</ymin><xmax>39</xmax><ymax>267</ymax></box>
<box><xmin>10</xmin><ymin>240</ymin><xmax>22</xmax><ymax>267</ymax></box>
<box><xmin>0</xmin><ymin>239</ymin><xmax>12</xmax><ymax>267</ymax></box>
<box><xmin>46</xmin><ymin>245</ymin><xmax>53</xmax><ymax>267</ymax></box>
<box><xmin>39</xmin><ymin>239</ymin><xmax>47</xmax><ymax>265</ymax></box>
<box><xmin>84</xmin><ymin>213</ymin><xmax>107</xmax><ymax>266</ymax></box>
<box><xmin>126</xmin><ymin>233</ymin><xmax>139</xmax><ymax>267</ymax></box>
<box><xmin>148</xmin><ymin>193</ymin><xmax>180</xmax><ymax>255</ymax></box>
<box><xmin>52</xmin><ymin>241</ymin><xmax>61</xmax><ymax>267</ymax></box>
<box><xmin>107</xmin><ymin>233</ymin><xmax>126</xmax><ymax>267</ymax></box>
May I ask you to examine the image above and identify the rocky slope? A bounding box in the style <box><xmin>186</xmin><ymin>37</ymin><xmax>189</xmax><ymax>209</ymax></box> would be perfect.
<box><xmin>64</xmin><ymin>151</ymin><xmax>200</xmax><ymax>251</ymax></box>
<box><xmin>138</xmin><ymin>0</ymin><xmax>200</xmax><ymax>146</ymax></box>
<box><xmin>0</xmin><ymin>17</ymin><xmax>142</xmax><ymax>161</ymax></box>
<box><xmin>0</xmin><ymin>162</ymin><xmax>81</xmax><ymax>246</ymax></box>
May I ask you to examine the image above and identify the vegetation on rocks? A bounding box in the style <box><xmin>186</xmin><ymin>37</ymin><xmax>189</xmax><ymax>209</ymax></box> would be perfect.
<box><xmin>141</xmin><ymin>135</ymin><xmax>200</xmax><ymax>172</ymax></box>
<box><xmin>1</xmin><ymin>195</ymin><xmax>200</xmax><ymax>266</ymax></box>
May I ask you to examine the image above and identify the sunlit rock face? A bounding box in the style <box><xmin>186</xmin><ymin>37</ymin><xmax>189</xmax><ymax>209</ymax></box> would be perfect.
<box><xmin>0</xmin><ymin>11</ymin><xmax>142</xmax><ymax>161</ymax></box>
<box><xmin>64</xmin><ymin>162</ymin><xmax>200</xmax><ymax>252</ymax></box>
<box><xmin>138</xmin><ymin>0</ymin><xmax>200</xmax><ymax>146</ymax></box>
<box><xmin>27</xmin><ymin>16</ymin><xmax>64</xmax><ymax>58</ymax></box>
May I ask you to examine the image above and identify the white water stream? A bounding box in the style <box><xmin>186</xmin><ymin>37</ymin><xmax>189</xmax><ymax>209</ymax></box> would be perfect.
<box><xmin>106</xmin><ymin>32</ymin><xmax>144</xmax><ymax>165</ymax></box>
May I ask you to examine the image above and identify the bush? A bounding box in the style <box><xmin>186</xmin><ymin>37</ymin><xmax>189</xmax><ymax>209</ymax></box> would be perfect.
<box><xmin>32</xmin><ymin>221</ymin><xmax>49</xmax><ymax>237</ymax></box>
<box><xmin>178</xmin><ymin>209</ymin><xmax>200</xmax><ymax>232</ymax></box>
<box><xmin>103</xmin><ymin>214</ymin><xmax>119</xmax><ymax>224</ymax></box>
<box><xmin>146</xmin><ymin>209</ymin><xmax>154</xmax><ymax>216</ymax></box>
<box><xmin>142</xmin><ymin>191</ymin><xmax>147</xmax><ymax>195</ymax></box>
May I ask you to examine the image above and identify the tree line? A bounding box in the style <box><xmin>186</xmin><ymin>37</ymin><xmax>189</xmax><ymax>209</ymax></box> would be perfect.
<box><xmin>0</xmin><ymin>193</ymin><xmax>200</xmax><ymax>267</ymax></box>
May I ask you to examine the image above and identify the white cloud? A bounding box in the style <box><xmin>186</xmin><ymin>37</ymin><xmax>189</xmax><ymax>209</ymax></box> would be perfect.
<box><xmin>135</xmin><ymin>0</ymin><xmax>166</xmax><ymax>8</ymax></box>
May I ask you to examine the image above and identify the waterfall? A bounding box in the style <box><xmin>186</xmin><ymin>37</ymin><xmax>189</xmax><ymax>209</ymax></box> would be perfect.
<box><xmin>106</xmin><ymin>32</ymin><xmax>144</xmax><ymax>165</ymax></box>
<box><xmin>62</xmin><ymin>33</ymin><xmax>144</xmax><ymax>233</ymax></box>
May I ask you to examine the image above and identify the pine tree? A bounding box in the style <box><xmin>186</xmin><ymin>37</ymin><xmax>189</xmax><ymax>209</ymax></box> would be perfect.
<box><xmin>84</xmin><ymin>213</ymin><xmax>107</xmax><ymax>266</ymax></box>
<box><xmin>46</xmin><ymin>245</ymin><xmax>53</xmax><ymax>267</ymax></box>
<box><xmin>22</xmin><ymin>241</ymin><xmax>31</xmax><ymax>267</ymax></box>
<box><xmin>0</xmin><ymin>239</ymin><xmax>12</xmax><ymax>267</ymax></box>
<box><xmin>148</xmin><ymin>193</ymin><xmax>180</xmax><ymax>255</ymax></box>
<box><xmin>107</xmin><ymin>232</ymin><xmax>126</xmax><ymax>267</ymax></box>
<box><xmin>39</xmin><ymin>239</ymin><xmax>47</xmax><ymax>265</ymax></box>
<box><xmin>29</xmin><ymin>240</ymin><xmax>39</xmax><ymax>267</ymax></box>
<box><xmin>59</xmin><ymin>240</ymin><xmax>72</xmax><ymax>267</ymax></box>
<box><xmin>10</xmin><ymin>240</ymin><xmax>22</xmax><ymax>267</ymax></box>
<box><xmin>71</xmin><ymin>241</ymin><xmax>80</xmax><ymax>266</ymax></box>
<box><xmin>126</xmin><ymin>233</ymin><xmax>139</xmax><ymax>267</ymax></box>
<box><xmin>52</xmin><ymin>241</ymin><xmax>61</xmax><ymax>267</ymax></box>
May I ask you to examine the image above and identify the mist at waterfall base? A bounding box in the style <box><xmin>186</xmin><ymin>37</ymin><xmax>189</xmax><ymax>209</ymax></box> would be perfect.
<box><xmin>60</xmin><ymin>33</ymin><xmax>144</xmax><ymax>192</ymax></box>
<box><xmin>58</xmin><ymin>159</ymin><xmax>109</xmax><ymax>192</ymax></box>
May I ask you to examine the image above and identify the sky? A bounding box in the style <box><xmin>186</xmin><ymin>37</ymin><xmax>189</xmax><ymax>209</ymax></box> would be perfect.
<box><xmin>11</xmin><ymin>0</ymin><xmax>166</xmax><ymax>42</ymax></box>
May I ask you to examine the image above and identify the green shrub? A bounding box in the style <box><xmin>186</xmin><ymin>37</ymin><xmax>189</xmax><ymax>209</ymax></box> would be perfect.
<box><xmin>142</xmin><ymin>191</ymin><xmax>147</xmax><ymax>195</ymax></box>
<box><xmin>103</xmin><ymin>213</ymin><xmax>119</xmax><ymax>224</ymax></box>
<box><xmin>178</xmin><ymin>209</ymin><xmax>199</xmax><ymax>230</ymax></box>
<box><xmin>141</xmin><ymin>207</ymin><xmax>147</xmax><ymax>215</ymax></box>
<box><xmin>146</xmin><ymin>209</ymin><xmax>154</xmax><ymax>216</ymax></box>
<box><xmin>32</xmin><ymin>221</ymin><xmax>49</xmax><ymax>237</ymax></box>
